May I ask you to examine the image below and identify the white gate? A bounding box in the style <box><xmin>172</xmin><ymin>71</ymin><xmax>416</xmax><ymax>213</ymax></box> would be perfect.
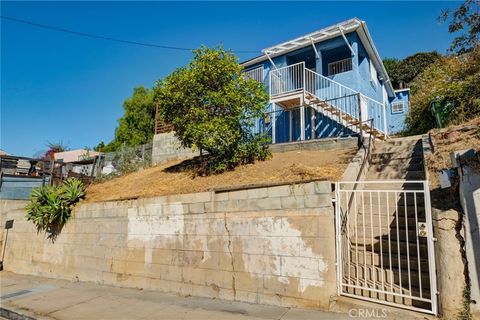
<box><xmin>335</xmin><ymin>181</ymin><xmax>438</xmax><ymax>315</ymax></box>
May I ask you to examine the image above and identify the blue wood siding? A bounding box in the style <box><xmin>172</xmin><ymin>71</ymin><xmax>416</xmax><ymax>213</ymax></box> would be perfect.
<box><xmin>244</xmin><ymin>30</ymin><xmax>409</xmax><ymax>139</ymax></box>
<box><xmin>387</xmin><ymin>90</ymin><xmax>410</xmax><ymax>134</ymax></box>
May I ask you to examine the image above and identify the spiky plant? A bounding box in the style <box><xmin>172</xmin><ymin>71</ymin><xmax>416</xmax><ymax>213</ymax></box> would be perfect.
<box><xmin>26</xmin><ymin>178</ymin><xmax>85</xmax><ymax>238</ymax></box>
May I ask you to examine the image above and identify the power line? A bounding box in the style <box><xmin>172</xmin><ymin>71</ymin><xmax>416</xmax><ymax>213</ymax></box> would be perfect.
<box><xmin>1</xmin><ymin>15</ymin><xmax>260</xmax><ymax>54</ymax></box>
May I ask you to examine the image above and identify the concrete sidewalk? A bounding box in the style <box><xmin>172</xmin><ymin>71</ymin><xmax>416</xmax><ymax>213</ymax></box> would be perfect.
<box><xmin>0</xmin><ymin>272</ymin><xmax>351</xmax><ymax>320</ymax></box>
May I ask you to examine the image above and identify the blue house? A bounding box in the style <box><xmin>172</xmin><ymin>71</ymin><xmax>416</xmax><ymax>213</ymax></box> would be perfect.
<box><xmin>241</xmin><ymin>18</ymin><xmax>409</xmax><ymax>143</ymax></box>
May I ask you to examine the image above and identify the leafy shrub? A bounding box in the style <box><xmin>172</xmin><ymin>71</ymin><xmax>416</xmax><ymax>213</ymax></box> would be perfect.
<box><xmin>26</xmin><ymin>178</ymin><xmax>85</xmax><ymax>239</ymax></box>
<box><xmin>405</xmin><ymin>46</ymin><xmax>480</xmax><ymax>134</ymax></box>
<box><xmin>155</xmin><ymin>46</ymin><xmax>271</xmax><ymax>175</ymax></box>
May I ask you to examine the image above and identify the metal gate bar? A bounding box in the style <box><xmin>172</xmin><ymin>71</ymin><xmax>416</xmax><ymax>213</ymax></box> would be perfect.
<box><xmin>335</xmin><ymin>180</ymin><xmax>437</xmax><ymax>315</ymax></box>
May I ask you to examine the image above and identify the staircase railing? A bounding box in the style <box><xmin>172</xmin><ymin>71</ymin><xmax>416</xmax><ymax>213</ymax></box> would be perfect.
<box><xmin>305</xmin><ymin>68</ymin><xmax>386</xmax><ymax>135</ymax></box>
<box><xmin>268</xmin><ymin>62</ymin><xmax>387</xmax><ymax>136</ymax></box>
<box><xmin>305</xmin><ymin>68</ymin><xmax>359</xmax><ymax>122</ymax></box>
<box><xmin>362</xmin><ymin>95</ymin><xmax>387</xmax><ymax>137</ymax></box>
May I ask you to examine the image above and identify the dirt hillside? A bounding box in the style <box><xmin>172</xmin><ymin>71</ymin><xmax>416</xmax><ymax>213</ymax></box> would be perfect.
<box><xmin>426</xmin><ymin>117</ymin><xmax>480</xmax><ymax>188</ymax></box>
<box><xmin>86</xmin><ymin>148</ymin><xmax>357</xmax><ymax>202</ymax></box>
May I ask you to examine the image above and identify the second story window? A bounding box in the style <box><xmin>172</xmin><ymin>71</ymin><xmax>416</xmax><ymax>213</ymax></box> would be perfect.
<box><xmin>244</xmin><ymin>66</ymin><xmax>264</xmax><ymax>83</ymax></box>
<box><xmin>328</xmin><ymin>58</ymin><xmax>352</xmax><ymax>76</ymax></box>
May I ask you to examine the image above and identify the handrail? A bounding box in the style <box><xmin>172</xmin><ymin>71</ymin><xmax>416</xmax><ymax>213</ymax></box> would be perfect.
<box><xmin>305</xmin><ymin>67</ymin><xmax>357</xmax><ymax>96</ymax></box>
<box><xmin>271</xmin><ymin>61</ymin><xmax>305</xmax><ymax>73</ymax></box>
<box><xmin>268</xmin><ymin>62</ymin><xmax>388</xmax><ymax>135</ymax></box>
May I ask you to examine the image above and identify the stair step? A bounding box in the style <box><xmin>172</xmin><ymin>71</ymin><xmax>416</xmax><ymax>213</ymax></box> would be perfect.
<box><xmin>370</xmin><ymin>156</ymin><xmax>424</xmax><ymax>166</ymax></box>
<box><xmin>369</xmin><ymin>162</ymin><xmax>424</xmax><ymax>172</ymax></box>
<box><xmin>348</xmin><ymin>192</ymin><xmax>426</xmax><ymax>206</ymax></box>
<box><xmin>372</xmin><ymin>149</ymin><xmax>423</xmax><ymax>159</ymax></box>
<box><xmin>353</xmin><ymin>226</ymin><xmax>420</xmax><ymax>241</ymax></box>
<box><xmin>347</xmin><ymin>249</ymin><xmax>431</xmax><ymax>272</ymax></box>
<box><xmin>368</xmin><ymin>171</ymin><xmax>425</xmax><ymax>180</ymax></box>
<box><xmin>357</xmin><ymin>182</ymin><xmax>426</xmax><ymax>190</ymax></box>
<box><xmin>342</xmin><ymin>285</ymin><xmax>432</xmax><ymax>308</ymax></box>
<box><xmin>351</xmin><ymin>239</ymin><xmax>428</xmax><ymax>257</ymax></box>
<box><xmin>345</xmin><ymin>264</ymin><xmax>431</xmax><ymax>291</ymax></box>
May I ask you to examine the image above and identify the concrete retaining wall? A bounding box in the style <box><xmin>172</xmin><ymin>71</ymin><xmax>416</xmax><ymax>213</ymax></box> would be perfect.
<box><xmin>152</xmin><ymin>132</ymin><xmax>358</xmax><ymax>165</ymax></box>
<box><xmin>270</xmin><ymin>137</ymin><xmax>357</xmax><ymax>153</ymax></box>
<box><xmin>459</xmin><ymin>163</ymin><xmax>480</xmax><ymax>318</ymax></box>
<box><xmin>0</xmin><ymin>181</ymin><xmax>337</xmax><ymax>310</ymax></box>
<box><xmin>152</xmin><ymin>132</ymin><xmax>198</xmax><ymax>165</ymax></box>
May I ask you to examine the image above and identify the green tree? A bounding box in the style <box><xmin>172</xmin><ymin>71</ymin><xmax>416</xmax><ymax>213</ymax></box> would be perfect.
<box><xmin>391</xmin><ymin>52</ymin><xmax>442</xmax><ymax>88</ymax></box>
<box><xmin>93</xmin><ymin>141</ymin><xmax>105</xmax><ymax>152</ymax></box>
<box><xmin>106</xmin><ymin>86</ymin><xmax>156</xmax><ymax>151</ymax></box>
<box><xmin>155</xmin><ymin>46</ymin><xmax>270</xmax><ymax>174</ymax></box>
<box><xmin>440</xmin><ymin>0</ymin><xmax>480</xmax><ymax>54</ymax></box>
<box><xmin>382</xmin><ymin>57</ymin><xmax>400</xmax><ymax>83</ymax></box>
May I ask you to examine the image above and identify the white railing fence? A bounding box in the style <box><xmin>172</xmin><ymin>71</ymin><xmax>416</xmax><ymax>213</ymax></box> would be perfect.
<box><xmin>335</xmin><ymin>181</ymin><xmax>437</xmax><ymax>315</ymax></box>
<box><xmin>244</xmin><ymin>66</ymin><xmax>264</xmax><ymax>83</ymax></box>
<box><xmin>269</xmin><ymin>62</ymin><xmax>305</xmax><ymax>96</ymax></box>
<box><xmin>305</xmin><ymin>68</ymin><xmax>359</xmax><ymax>121</ymax></box>
<box><xmin>267</xmin><ymin>62</ymin><xmax>387</xmax><ymax>137</ymax></box>
<box><xmin>363</xmin><ymin>95</ymin><xmax>387</xmax><ymax>136</ymax></box>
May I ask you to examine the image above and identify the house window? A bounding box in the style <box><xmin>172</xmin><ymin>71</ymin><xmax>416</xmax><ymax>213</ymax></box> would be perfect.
<box><xmin>391</xmin><ymin>102</ymin><xmax>405</xmax><ymax>114</ymax></box>
<box><xmin>244</xmin><ymin>66</ymin><xmax>264</xmax><ymax>83</ymax></box>
<box><xmin>328</xmin><ymin>58</ymin><xmax>352</xmax><ymax>76</ymax></box>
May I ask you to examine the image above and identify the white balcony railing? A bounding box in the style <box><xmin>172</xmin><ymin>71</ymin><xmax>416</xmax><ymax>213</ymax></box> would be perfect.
<box><xmin>269</xmin><ymin>62</ymin><xmax>304</xmax><ymax>96</ymax></box>
<box><xmin>244</xmin><ymin>66</ymin><xmax>264</xmax><ymax>83</ymax></box>
<box><xmin>268</xmin><ymin>62</ymin><xmax>387</xmax><ymax>135</ymax></box>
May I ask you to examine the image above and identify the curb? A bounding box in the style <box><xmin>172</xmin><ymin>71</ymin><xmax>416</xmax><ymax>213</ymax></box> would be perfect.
<box><xmin>0</xmin><ymin>308</ymin><xmax>37</xmax><ymax>320</ymax></box>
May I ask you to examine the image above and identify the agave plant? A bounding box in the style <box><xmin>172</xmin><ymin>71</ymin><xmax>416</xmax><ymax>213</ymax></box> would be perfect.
<box><xmin>61</xmin><ymin>178</ymin><xmax>86</xmax><ymax>205</ymax></box>
<box><xmin>26</xmin><ymin>178</ymin><xmax>85</xmax><ymax>238</ymax></box>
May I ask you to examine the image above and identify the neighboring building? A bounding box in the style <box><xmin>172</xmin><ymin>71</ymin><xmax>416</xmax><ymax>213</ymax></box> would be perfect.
<box><xmin>54</xmin><ymin>149</ymin><xmax>100</xmax><ymax>163</ymax></box>
<box><xmin>241</xmin><ymin>18</ymin><xmax>410</xmax><ymax>143</ymax></box>
<box><xmin>54</xmin><ymin>149</ymin><xmax>100</xmax><ymax>177</ymax></box>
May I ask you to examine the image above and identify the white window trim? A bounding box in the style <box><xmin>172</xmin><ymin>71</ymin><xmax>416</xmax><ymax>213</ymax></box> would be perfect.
<box><xmin>391</xmin><ymin>101</ymin><xmax>405</xmax><ymax>114</ymax></box>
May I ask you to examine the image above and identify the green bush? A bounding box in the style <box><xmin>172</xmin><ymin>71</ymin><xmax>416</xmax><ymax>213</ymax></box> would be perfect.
<box><xmin>405</xmin><ymin>46</ymin><xmax>480</xmax><ymax>134</ymax></box>
<box><xmin>26</xmin><ymin>178</ymin><xmax>85</xmax><ymax>238</ymax></box>
<box><xmin>155</xmin><ymin>46</ymin><xmax>271</xmax><ymax>175</ymax></box>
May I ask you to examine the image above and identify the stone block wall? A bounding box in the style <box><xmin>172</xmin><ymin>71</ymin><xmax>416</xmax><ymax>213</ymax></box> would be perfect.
<box><xmin>0</xmin><ymin>181</ymin><xmax>337</xmax><ymax>310</ymax></box>
<box><xmin>152</xmin><ymin>132</ymin><xmax>199</xmax><ymax>165</ymax></box>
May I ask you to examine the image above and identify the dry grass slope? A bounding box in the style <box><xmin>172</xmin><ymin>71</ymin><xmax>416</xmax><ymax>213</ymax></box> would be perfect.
<box><xmin>86</xmin><ymin>148</ymin><xmax>357</xmax><ymax>202</ymax></box>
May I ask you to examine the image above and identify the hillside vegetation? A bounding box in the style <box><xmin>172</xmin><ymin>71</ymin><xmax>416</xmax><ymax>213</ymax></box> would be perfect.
<box><xmin>406</xmin><ymin>46</ymin><xmax>480</xmax><ymax>135</ymax></box>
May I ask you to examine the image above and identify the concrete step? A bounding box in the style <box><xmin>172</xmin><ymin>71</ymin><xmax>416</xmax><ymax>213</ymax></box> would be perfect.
<box><xmin>341</xmin><ymin>285</ymin><xmax>432</xmax><ymax>310</ymax></box>
<box><xmin>345</xmin><ymin>264</ymin><xmax>431</xmax><ymax>292</ymax></box>
<box><xmin>351</xmin><ymin>195</ymin><xmax>425</xmax><ymax>208</ymax></box>
<box><xmin>350</xmin><ymin>239</ymin><xmax>428</xmax><ymax>258</ymax></box>
<box><xmin>371</xmin><ymin>150</ymin><xmax>423</xmax><ymax>161</ymax></box>
<box><xmin>348</xmin><ymin>249</ymin><xmax>431</xmax><ymax>272</ymax></box>
<box><xmin>356</xmin><ymin>182</ymin><xmax>427</xmax><ymax>190</ymax></box>
<box><xmin>370</xmin><ymin>156</ymin><xmax>424</xmax><ymax>166</ymax></box>
<box><xmin>368</xmin><ymin>162</ymin><xmax>424</xmax><ymax>172</ymax></box>
<box><xmin>367</xmin><ymin>170</ymin><xmax>425</xmax><ymax>180</ymax></box>
<box><xmin>345</xmin><ymin>215</ymin><xmax>425</xmax><ymax>229</ymax></box>
<box><xmin>352</xmin><ymin>225</ymin><xmax>420</xmax><ymax>242</ymax></box>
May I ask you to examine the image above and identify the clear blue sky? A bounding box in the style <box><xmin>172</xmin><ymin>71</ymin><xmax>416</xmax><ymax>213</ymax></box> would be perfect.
<box><xmin>1</xmin><ymin>1</ymin><xmax>459</xmax><ymax>157</ymax></box>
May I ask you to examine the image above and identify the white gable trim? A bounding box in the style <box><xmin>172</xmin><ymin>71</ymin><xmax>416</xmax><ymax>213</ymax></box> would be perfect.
<box><xmin>241</xmin><ymin>18</ymin><xmax>395</xmax><ymax>98</ymax></box>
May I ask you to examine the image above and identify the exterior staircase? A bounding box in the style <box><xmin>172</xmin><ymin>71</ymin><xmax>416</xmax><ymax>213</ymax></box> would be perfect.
<box><xmin>367</xmin><ymin>136</ymin><xmax>425</xmax><ymax>180</ymax></box>
<box><xmin>268</xmin><ymin>61</ymin><xmax>387</xmax><ymax>141</ymax></box>
<box><xmin>341</xmin><ymin>136</ymin><xmax>434</xmax><ymax>312</ymax></box>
